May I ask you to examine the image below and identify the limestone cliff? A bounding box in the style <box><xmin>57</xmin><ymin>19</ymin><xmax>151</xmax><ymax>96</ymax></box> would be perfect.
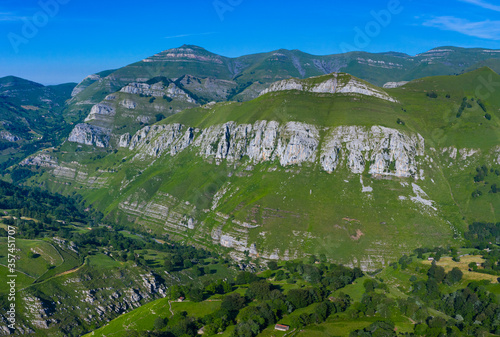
<box><xmin>123</xmin><ymin>121</ymin><xmax>422</xmax><ymax>178</ymax></box>
<box><xmin>259</xmin><ymin>73</ymin><xmax>398</xmax><ymax>102</ymax></box>
<box><xmin>68</xmin><ymin>124</ymin><xmax>111</xmax><ymax>148</ymax></box>
<box><xmin>120</xmin><ymin>82</ymin><xmax>197</xmax><ymax>104</ymax></box>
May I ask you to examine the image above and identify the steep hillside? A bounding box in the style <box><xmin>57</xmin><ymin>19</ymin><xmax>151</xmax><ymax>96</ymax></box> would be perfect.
<box><xmin>19</xmin><ymin>68</ymin><xmax>500</xmax><ymax>270</ymax></box>
<box><xmin>0</xmin><ymin>76</ymin><xmax>74</xmax><ymax>106</ymax></box>
<box><xmin>0</xmin><ymin>180</ymin><xmax>231</xmax><ymax>336</ymax></box>
<box><xmin>0</xmin><ymin>76</ymin><xmax>76</xmax><ymax>171</ymax></box>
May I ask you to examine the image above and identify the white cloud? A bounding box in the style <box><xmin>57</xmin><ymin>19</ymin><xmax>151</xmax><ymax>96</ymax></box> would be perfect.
<box><xmin>459</xmin><ymin>0</ymin><xmax>500</xmax><ymax>12</ymax></box>
<box><xmin>0</xmin><ymin>12</ymin><xmax>27</xmax><ymax>22</ymax></box>
<box><xmin>423</xmin><ymin>16</ymin><xmax>500</xmax><ymax>40</ymax></box>
<box><xmin>164</xmin><ymin>32</ymin><xmax>216</xmax><ymax>39</ymax></box>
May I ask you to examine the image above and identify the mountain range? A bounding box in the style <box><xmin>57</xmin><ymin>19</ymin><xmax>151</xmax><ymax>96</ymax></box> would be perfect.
<box><xmin>7</xmin><ymin>42</ymin><xmax>500</xmax><ymax>268</ymax></box>
<box><xmin>3</xmin><ymin>44</ymin><xmax>500</xmax><ymax>336</ymax></box>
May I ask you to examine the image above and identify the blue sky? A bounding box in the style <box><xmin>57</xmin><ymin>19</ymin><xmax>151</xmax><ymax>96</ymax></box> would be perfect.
<box><xmin>0</xmin><ymin>0</ymin><xmax>499</xmax><ymax>84</ymax></box>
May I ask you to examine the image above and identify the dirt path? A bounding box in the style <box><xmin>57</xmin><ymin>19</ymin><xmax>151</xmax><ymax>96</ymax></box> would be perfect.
<box><xmin>404</xmin><ymin>315</ymin><xmax>417</xmax><ymax>324</ymax></box>
<box><xmin>168</xmin><ymin>301</ymin><xmax>174</xmax><ymax>316</ymax></box>
<box><xmin>53</xmin><ymin>263</ymin><xmax>85</xmax><ymax>277</ymax></box>
<box><xmin>21</xmin><ymin>257</ymin><xmax>88</xmax><ymax>290</ymax></box>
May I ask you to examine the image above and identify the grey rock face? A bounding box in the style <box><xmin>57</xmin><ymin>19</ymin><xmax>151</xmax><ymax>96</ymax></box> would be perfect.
<box><xmin>259</xmin><ymin>79</ymin><xmax>304</xmax><ymax>95</ymax></box>
<box><xmin>68</xmin><ymin>123</ymin><xmax>111</xmax><ymax>148</ymax></box>
<box><xmin>291</xmin><ymin>55</ymin><xmax>306</xmax><ymax>77</ymax></box>
<box><xmin>126</xmin><ymin>121</ymin><xmax>423</xmax><ymax>178</ymax></box>
<box><xmin>194</xmin><ymin>121</ymin><xmax>319</xmax><ymax>166</ymax></box>
<box><xmin>259</xmin><ymin>74</ymin><xmax>398</xmax><ymax>102</ymax></box>
<box><xmin>71</xmin><ymin>73</ymin><xmax>101</xmax><ymax>97</ymax></box>
<box><xmin>84</xmin><ymin>103</ymin><xmax>116</xmax><ymax>122</ymax></box>
<box><xmin>120</xmin><ymin>82</ymin><xmax>165</xmax><ymax>97</ymax></box>
<box><xmin>383</xmin><ymin>81</ymin><xmax>409</xmax><ymax>89</ymax></box>
<box><xmin>144</xmin><ymin>46</ymin><xmax>224</xmax><ymax>64</ymax></box>
<box><xmin>313</xmin><ymin>58</ymin><xmax>348</xmax><ymax>74</ymax></box>
<box><xmin>320</xmin><ymin>126</ymin><xmax>424</xmax><ymax>177</ymax></box>
<box><xmin>128</xmin><ymin>124</ymin><xmax>195</xmax><ymax>158</ymax></box>
<box><xmin>119</xmin><ymin>133</ymin><xmax>131</xmax><ymax>148</ymax></box>
<box><xmin>0</xmin><ymin>130</ymin><xmax>19</xmax><ymax>142</ymax></box>
<box><xmin>120</xmin><ymin>99</ymin><xmax>137</xmax><ymax>109</ymax></box>
<box><xmin>120</xmin><ymin>82</ymin><xmax>197</xmax><ymax>104</ymax></box>
<box><xmin>177</xmin><ymin>75</ymin><xmax>237</xmax><ymax>102</ymax></box>
<box><xmin>20</xmin><ymin>154</ymin><xmax>58</xmax><ymax>168</ymax></box>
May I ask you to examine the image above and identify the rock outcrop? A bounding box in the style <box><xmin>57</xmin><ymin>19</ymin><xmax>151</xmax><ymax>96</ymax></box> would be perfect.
<box><xmin>120</xmin><ymin>99</ymin><xmax>137</xmax><ymax>109</ymax></box>
<box><xmin>20</xmin><ymin>153</ymin><xmax>58</xmax><ymax>168</ymax></box>
<box><xmin>71</xmin><ymin>73</ymin><xmax>101</xmax><ymax>97</ymax></box>
<box><xmin>320</xmin><ymin>126</ymin><xmax>424</xmax><ymax>177</ymax></box>
<box><xmin>0</xmin><ymin>130</ymin><xmax>19</xmax><ymax>142</ymax></box>
<box><xmin>194</xmin><ymin>121</ymin><xmax>320</xmax><ymax>166</ymax></box>
<box><xmin>119</xmin><ymin>133</ymin><xmax>131</xmax><ymax>148</ymax></box>
<box><xmin>84</xmin><ymin>103</ymin><xmax>116</xmax><ymax>122</ymax></box>
<box><xmin>120</xmin><ymin>82</ymin><xmax>197</xmax><ymax>104</ymax></box>
<box><xmin>143</xmin><ymin>45</ymin><xmax>225</xmax><ymax>64</ymax></box>
<box><xmin>126</xmin><ymin>124</ymin><xmax>194</xmax><ymax>158</ymax></box>
<box><xmin>259</xmin><ymin>73</ymin><xmax>398</xmax><ymax>102</ymax></box>
<box><xmin>124</xmin><ymin>121</ymin><xmax>423</xmax><ymax>178</ymax></box>
<box><xmin>383</xmin><ymin>81</ymin><xmax>409</xmax><ymax>89</ymax></box>
<box><xmin>68</xmin><ymin>124</ymin><xmax>111</xmax><ymax>148</ymax></box>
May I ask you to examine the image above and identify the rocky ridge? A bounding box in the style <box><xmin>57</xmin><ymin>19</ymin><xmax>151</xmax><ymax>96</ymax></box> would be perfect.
<box><xmin>121</xmin><ymin>121</ymin><xmax>423</xmax><ymax>178</ymax></box>
<box><xmin>120</xmin><ymin>82</ymin><xmax>197</xmax><ymax>103</ymax></box>
<box><xmin>143</xmin><ymin>45</ymin><xmax>225</xmax><ymax>64</ymax></box>
<box><xmin>259</xmin><ymin>73</ymin><xmax>398</xmax><ymax>102</ymax></box>
<box><xmin>71</xmin><ymin>73</ymin><xmax>101</xmax><ymax>97</ymax></box>
<box><xmin>68</xmin><ymin>123</ymin><xmax>111</xmax><ymax>148</ymax></box>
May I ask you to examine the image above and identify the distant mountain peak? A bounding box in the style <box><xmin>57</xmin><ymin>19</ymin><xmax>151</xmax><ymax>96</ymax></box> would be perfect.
<box><xmin>144</xmin><ymin>45</ymin><xmax>225</xmax><ymax>64</ymax></box>
<box><xmin>179</xmin><ymin>44</ymin><xmax>206</xmax><ymax>50</ymax></box>
<box><xmin>0</xmin><ymin>75</ymin><xmax>44</xmax><ymax>88</ymax></box>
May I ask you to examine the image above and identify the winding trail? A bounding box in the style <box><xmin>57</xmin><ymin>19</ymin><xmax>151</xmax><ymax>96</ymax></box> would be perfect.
<box><xmin>21</xmin><ymin>257</ymin><xmax>88</xmax><ymax>290</ymax></box>
<box><xmin>53</xmin><ymin>263</ymin><xmax>85</xmax><ymax>277</ymax></box>
<box><xmin>168</xmin><ymin>300</ymin><xmax>174</xmax><ymax>316</ymax></box>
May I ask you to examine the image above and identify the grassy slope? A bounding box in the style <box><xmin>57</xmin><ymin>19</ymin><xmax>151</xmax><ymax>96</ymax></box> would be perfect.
<box><xmin>0</xmin><ymin>238</ymin><xmax>63</xmax><ymax>279</ymax></box>
<box><xmin>84</xmin><ymin>298</ymin><xmax>222</xmax><ymax>337</ymax></box>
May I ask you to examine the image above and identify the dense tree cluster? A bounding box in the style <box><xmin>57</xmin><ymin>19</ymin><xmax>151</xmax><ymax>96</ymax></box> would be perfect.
<box><xmin>474</xmin><ymin>165</ymin><xmax>490</xmax><ymax>183</ymax></box>
<box><xmin>145</xmin><ymin>311</ymin><xmax>198</xmax><ymax>337</ymax></box>
<box><xmin>0</xmin><ymin>180</ymin><xmax>100</xmax><ymax>226</ymax></box>
<box><xmin>465</xmin><ymin>222</ymin><xmax>500</xmax><ymax>248</ymax></box>
<box><xmin>282</xmin><ymin>260</ymin><xmax>363</xmax><ymax>290</ymax></box>
<box><xmin>471</xmin><ymin>165</ymin><xmax>500</xmax><ymax>198</ymax></box>
<box><xmin>478</xmin><ymin>99</ymin><xmax>487</xmax><ymax>113</ymax></box>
